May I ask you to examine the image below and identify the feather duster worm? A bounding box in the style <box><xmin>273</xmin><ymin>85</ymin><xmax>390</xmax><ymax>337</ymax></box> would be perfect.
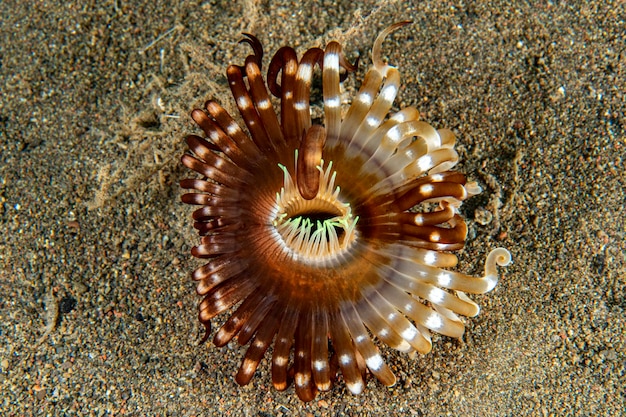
<box><xmin>180</xmin><ymin>22</ymin><xmax>511</xmax><ymax>401</ymax></box>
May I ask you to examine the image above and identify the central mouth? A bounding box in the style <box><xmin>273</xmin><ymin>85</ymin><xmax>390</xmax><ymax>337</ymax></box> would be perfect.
<box><xmin>272</xmin><ymin>160</ymin><xmax>359</xmax><ymax>264</ymax></box>
<box><xmin>295</xmin><ymin>210</ymin><xmax>346</xmax><ymax>239</ymax></box>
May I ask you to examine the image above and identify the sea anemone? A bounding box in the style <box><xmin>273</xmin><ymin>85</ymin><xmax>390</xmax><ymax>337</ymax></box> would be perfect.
<box><xmin>180</xmin><ymin>22</ymin><xmax>511</xmax><ymax>402</ymax></box>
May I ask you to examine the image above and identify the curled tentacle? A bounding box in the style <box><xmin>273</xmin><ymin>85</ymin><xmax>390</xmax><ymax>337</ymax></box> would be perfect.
<box><xmin>236</xmin><ymin>33</ymin><xmax>264</xmax><ymax>70</ymax></box>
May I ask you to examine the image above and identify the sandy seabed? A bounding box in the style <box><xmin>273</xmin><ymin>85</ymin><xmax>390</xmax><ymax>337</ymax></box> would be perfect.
<box><xmin>1</xmin><ymin>1</ymin><xmax>624</xmax><ymax>416</ymax></box>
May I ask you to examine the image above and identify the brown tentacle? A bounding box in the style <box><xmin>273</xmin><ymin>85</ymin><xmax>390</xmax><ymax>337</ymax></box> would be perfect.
<box><xmin>293</xmin><ymin>47</ymin><xmax>324</xmax><ymax>135</ymax></box>
<box><xmin>267</xmin><ymin>46</ymin><xmax>299</xmax><ymax>144</ymax></box>
<box><xmin>238</xmin><ymin>33</ymin><xmax>264</xmax><ymax>69</ymax></box>
<box><xmin>401</xmin><ymin>215</ymin><xmax>468</xmax><ymax>245</ymax></box>
<box><xmin>297</xmin><ymin>125</ymin><xmax>326</xmax><ymax>199</ymax></box>
<box><xmin>244</xmin><ymin>56</ymin><xmax>286</xmax><ymax>154</ymax></box>
<box><xmin>227</xmin><ymin>64</ymin><xmax>276</xmax><ymax>158</ymax></box>
<box><xmin>204</xmin><ymin>100</ymin><xmax>263</xmax><ymax>163</ymax></box>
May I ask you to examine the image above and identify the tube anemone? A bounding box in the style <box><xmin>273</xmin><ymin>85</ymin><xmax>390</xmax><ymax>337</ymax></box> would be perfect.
<box><xmin>180</xmin><ymin>22</ymin><xmax>511</xmax><ymax>402</ymax></box>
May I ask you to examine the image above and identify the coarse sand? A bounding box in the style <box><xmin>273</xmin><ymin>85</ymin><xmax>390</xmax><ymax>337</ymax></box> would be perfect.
<box><xmin>1</xmin><ymin>1</ymin><xmax>624</xmax><ymax>416</ymax></box>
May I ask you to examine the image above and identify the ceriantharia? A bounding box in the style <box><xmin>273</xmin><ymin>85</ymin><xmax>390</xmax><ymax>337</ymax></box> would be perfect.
<box><xmin>180</xmin><ymin>22</ymin><xmax>511</xmax><ymax>402</ymax></box>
